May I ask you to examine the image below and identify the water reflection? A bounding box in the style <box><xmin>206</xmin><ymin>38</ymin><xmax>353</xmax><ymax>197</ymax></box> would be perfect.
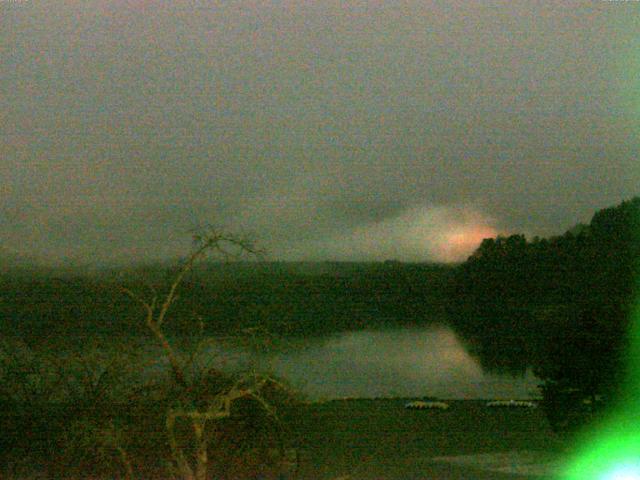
<box><xmin>252</xmin><ymin>325</ymin><xmax>540</xmax><ymax>400</ymax></box>
<box><xmin>125</xmin><ymin>325</ymin><xmax>539</xmax><ymax>400</ymax></box>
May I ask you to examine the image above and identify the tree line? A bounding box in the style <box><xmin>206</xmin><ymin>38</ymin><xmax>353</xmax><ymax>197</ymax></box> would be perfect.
<box><xmin>449</xmin><ymin>197</ymin><xmax>640</xmax><ymax>431</ymax></box>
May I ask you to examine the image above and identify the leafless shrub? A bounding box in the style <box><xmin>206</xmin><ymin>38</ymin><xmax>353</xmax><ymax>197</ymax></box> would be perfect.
<box><xmin>120</xmin><ymin>227</ymin><xmax>297</xmax><ymax>480</ymax></box>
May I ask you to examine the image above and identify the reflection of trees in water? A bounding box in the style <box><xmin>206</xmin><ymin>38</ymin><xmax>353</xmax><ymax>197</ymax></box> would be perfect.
<box><xmin>448</xmin><ymin>309</ymin><xmax>536</xmax><ymax>378</ymax></box>
<box><xmin>449</xmin><ymin>197</ymin><xmax>639</xmax><ymax>429</ymax></box>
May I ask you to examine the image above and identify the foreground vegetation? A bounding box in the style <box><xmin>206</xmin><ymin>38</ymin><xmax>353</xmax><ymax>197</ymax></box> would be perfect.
<box><xmin>2</xmin><ymin>391</ymin><xmax>563</xmax><ymax>479</ymax></box>
<box><xmin>1</xmin><ymin>230</ymin><xmax>302</xmax><ymax>480</ymax></box>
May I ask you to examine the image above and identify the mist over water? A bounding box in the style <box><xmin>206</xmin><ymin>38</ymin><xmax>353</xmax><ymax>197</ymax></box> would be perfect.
<box><xmin>242</xmin><ymin>325</ymin><xmax>540</xmax><ymax>400</ymax></box>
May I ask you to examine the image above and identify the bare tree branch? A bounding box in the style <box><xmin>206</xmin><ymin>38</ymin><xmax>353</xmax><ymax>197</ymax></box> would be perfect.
<box><xmin>120</xmin><ymin>228</ymin><xmax>278</xmax><ymax>480</ymax></box>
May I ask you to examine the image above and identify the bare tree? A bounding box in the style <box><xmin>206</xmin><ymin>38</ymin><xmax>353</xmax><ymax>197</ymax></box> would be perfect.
<box><xmin>121</xmin><ymin>228</ymin><xmax>291</xmax><ymax>480</ymax></box>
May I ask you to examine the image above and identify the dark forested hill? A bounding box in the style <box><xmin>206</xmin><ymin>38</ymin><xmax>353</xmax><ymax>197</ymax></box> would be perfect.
<box><xmin>449</xmin><ymin>197</ymin><xmax>640</xmax><ymax>430</ymax></box>
<box><xmin>0</xmin><ymin>261</ymin><xmax>454</xmax><ymax>343</ymax></box>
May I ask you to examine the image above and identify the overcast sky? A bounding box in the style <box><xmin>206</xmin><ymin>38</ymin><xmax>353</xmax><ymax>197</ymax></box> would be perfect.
<box><xmin>2</xmin><ymin>0</ymin><xmax>639</xmax><ymax>265</ymax></box>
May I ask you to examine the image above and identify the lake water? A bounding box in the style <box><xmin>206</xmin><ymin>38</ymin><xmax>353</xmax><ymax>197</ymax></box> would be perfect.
<box><xmin>193</xmin><ymin>325</ymin><xmax>541</xmax><ymax>400</ymax></box>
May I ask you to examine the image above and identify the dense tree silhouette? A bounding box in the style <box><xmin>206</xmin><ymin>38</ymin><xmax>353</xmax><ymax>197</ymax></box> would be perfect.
<box><xmin>450</xmin><ymin>197</ymin><xmax>640</xmax><ymax>431</ymax></box>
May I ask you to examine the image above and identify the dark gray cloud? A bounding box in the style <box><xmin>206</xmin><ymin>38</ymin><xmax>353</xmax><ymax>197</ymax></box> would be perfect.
<box><xmin>2</xmin><ymin>0</ymin><xmax>639</xmax><ymax>264</ymax></box>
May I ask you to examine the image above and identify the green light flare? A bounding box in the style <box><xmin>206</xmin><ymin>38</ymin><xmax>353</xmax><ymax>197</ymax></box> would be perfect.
<box><xmin>558</xmin><ymin>245</ymin><xmax>640</xmax><ymax>478</ymax></box>
<box><xmin>559</xmin><ymin>412</ymin><xmax>640</xmax><ymax>479</ymax></box>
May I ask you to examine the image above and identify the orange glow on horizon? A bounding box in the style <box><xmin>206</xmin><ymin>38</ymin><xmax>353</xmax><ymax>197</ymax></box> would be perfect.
<box><xmin>439</xmin><ymin>225</ymin><xmax>498</xmax><ymax>262</ymax></box>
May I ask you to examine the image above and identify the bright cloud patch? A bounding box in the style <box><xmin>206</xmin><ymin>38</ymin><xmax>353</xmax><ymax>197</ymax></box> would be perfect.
<box><xmin>280</xmin><ymin>205</ymin><xmax>498</xmax><ymax>263</ymax></box>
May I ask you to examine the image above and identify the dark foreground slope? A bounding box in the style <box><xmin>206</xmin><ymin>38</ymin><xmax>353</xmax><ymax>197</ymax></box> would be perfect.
<box><xmin>287</xmin><ymin>398</ymin><xmax>563</xmax><ymax>479</ymax></box>
<box><xmin>2</xmin><ymin>398</ymin><xmax>565</xmax><ymax>479</ymax></box>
